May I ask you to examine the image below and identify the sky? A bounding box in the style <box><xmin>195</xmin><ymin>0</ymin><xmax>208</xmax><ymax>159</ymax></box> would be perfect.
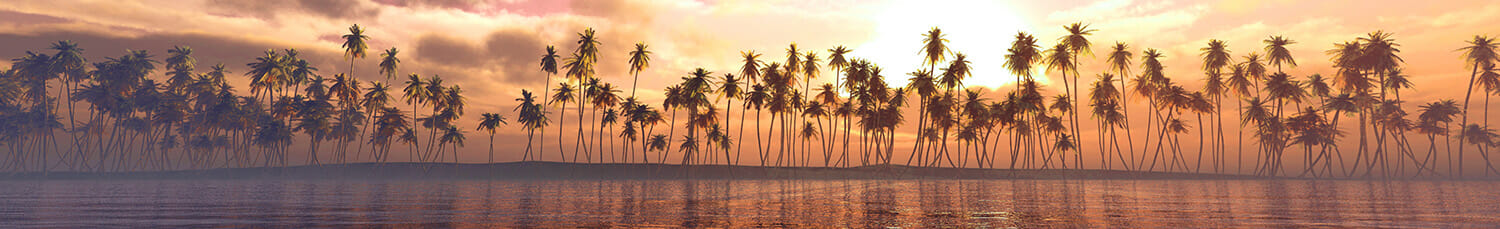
<box><xmin>3</xmin><ymin>0</ymin><xmax>1499</xmax><ymax>170</ymax></box>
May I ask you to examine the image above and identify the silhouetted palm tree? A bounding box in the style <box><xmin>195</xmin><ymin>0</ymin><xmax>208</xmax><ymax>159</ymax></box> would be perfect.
<box><xmin>514</xmin><ymin>90</ymin><xmax>547</xmax><ymax>161</ymax></box>
<box><xmin>627</xmin><ymin>42</ymin><xmax>651</xmax><ymax>99</ymax></box>
<box><xmin>477</xmin><ymin>113</ymin><xmax>507</xmax><ymax>163</ymax></box>
<box><xmin>1458</xmin><ymin>36</ymin><xmax>1498</xmax><ymax>177</ymax></box>
<box><xmin>916</xmin><ymin>27</ymin><xmax>949</xmax><ymax>166</ymax></box>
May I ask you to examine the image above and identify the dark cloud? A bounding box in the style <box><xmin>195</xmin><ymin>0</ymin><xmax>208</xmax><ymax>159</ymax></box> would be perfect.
<box><xmin>412</xmin><ymin>29</ymin><xmax>546</xmax><ymax>85</ymax></box>
<box><xmin>206</xmin><ymin>0</ymin><xmax>381</xmax><ymax>21</ymax></box>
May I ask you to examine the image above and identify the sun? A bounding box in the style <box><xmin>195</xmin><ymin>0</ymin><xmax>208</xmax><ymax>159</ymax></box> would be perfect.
<box><xmin>852</xmin><ymin>0</ymin><xmax>1041</xmax><ymax>90</ymax></box>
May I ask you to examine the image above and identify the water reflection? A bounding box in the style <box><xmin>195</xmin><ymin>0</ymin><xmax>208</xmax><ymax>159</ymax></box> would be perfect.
<box><xmin>0</xmin><ymin>180</ymin><xmax>1498</xmax><ymax>227</ymax></box>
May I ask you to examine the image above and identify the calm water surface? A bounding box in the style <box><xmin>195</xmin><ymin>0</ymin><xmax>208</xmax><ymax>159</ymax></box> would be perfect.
<box><xmin>1</xmin><ymin>179</ymin><xmax>1497</xmax><ymax>228</ymax></box>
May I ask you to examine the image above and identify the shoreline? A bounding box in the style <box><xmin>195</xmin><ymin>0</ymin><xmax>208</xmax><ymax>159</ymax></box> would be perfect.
<box><xmin>0</xmin><ymin>161</ymin><xmax>1343</xmax><ymax>180</ymax></box>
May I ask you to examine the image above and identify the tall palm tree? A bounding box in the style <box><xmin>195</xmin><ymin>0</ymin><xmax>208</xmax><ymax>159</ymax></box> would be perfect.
<box><xmin>400</xmin><ymin>74</ymin><xmax>428</xmax><ymax>161</ymax></box>
<box><xmin>1105</xmin><ymin>42</ymin><xmax>1135</xmax><ymax>170</ymax></box>
<box><xmin>341</xmin><ymin>24</ymin><xmax>369</xmax><ymax>86</ymax></box>
<box><xmin>627</xmin><ymin>42</ymin><xmax>651</xmax><ymax>99</ymax></box>
<box><xmin>1044</xmin><ymin>43</ymin><xmax>1078</xmax><ymax>168</ymax></box>
<box><xmin>737</xmin><ymin>51</ymin><xmax>764</xmax><ymax>163</ymax></box>
<box><xmin>1201</xmin><ymin>39</ymin><xmax>1232</xmax><ymax>173</ymax></box>
<box><xmin>538</xmin><ymin>45</ymin><xmax>560</xmax><ymax>161</ymax></box>
<box><xmin>718</xmin><ymin>73</ymin><xmax>743</xmax><ymax>164</ymax></box>
<box><xmin>916</xmin><ymin>27</ymin><xmax>949</xmax><ymax>165</ymax></box>
<box><xmin>477</xmin><ymin>113</ymin><xmax>507</xmax><ymax>163</ymax></box>
<box><xmin>1458</xmin><ymin>36</ymin><xmax>1498</xmax><ymax>177</ymax></box>
<box><xmin>827</xmin><ymin>46</ymin><xmax>852</xmax><ymax>89</ymax></box>
<box><xmin>1060</xmin><ymin>22</ymin><xmax>1095</xmax><ymax>169</ymax></box>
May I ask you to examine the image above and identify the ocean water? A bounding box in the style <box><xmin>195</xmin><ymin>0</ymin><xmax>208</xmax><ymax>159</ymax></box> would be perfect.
<box><xmin>0</xmin><ymin>179</ymin><xmax>1497</xmax><ymax>228</ymax></box>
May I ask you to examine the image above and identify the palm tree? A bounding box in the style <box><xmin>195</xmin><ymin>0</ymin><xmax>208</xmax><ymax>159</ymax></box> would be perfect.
<box><xmin>1045</xmin><ymin>44</ymin><xmax>1081</xmax><ymax>168</ymax></box>
<box><xmin>905</xmin><ymin>69</ymin><xmax>936</xmax><ymax>166</ymax></box>
<box><xmin>377</xmin><ymin>48</ymin><xmax>400</xmax><ymax>80</ymax></box>
<box><xmin>1105</xmin><ymin>42</ymin><xmax>1135</xmax><ymax>170</ymax></box>
<box><xmin>401</xmin><ymin>74</ymin><xmax>428</xmax><ymax>161</ymax></box>
<box><xmin>341</xmin><ymin>24</ymin><xmax>369</xmax><ymax>87</ymax></box>
<box><xmin>1459</xmin><ymin>124</ymin><xmax>1500</xmax><ymax>175</ymax></box>
<box><xmin>916</xmin><ymin>27</ymin><xmax>949</xmax><ymax>166</ymax></box>
<box><xmin>477</xmin><ymin>113</ymin><xmax>507</xmax><ymax>163</ymax></box>
<box><xmin>718</xmin><ymin>73</ymin><xmax>743</xmax><ymax>164</ymax></box>
<box><xmin>550</xmin><ymin>82</ymin><xmax>574</xmax><ymax>162</ymax></box>
<box><xmin>590</xmin><ymin>82</ymin><xmax>621</xmax><ymax>162</ymax></box>
<box><xmin>828</xmin><ymin>46</ymin><xmax>852</xmax><ymax>88</ymax></box>
<box><xmin>437</xmin><ymin>126</ymin><xmax>466</xmax><ymax>163</ymax></box>
<box><xmin>514</xmin><ymin>90</ymin><xmax>548</xmax><ymax>161</ymax></box>
<box><xmin>356</xmin><ymin>82</ymin><xmax>392</xmax><ymax>162</ymax></box>
<box><xmin>1090</xmin><ymin>73</ymin><xmax>1127</xmax><ymax>170</ymax></box>
<box><xmin>1060</xmin><ymin>22</ymin><xmax>1095</xmax><ymax>169</ymax></box>
<box><xmin>1458</xmin><ymin>36</ymin><xmax>1498</xmax><ymax>177</ymax></box>
<box><xmin>538</xmin><ymin>45</ymin><xmax>560</xmax><ymax>161</ymax></box>
<box><xmin>1264</xmin><ymin>35</ymin><xmax>1298</xmax><ymax>73</ymax></box>
<box><xmin>1201</xmin><ymin>39</ymin><xmax>1232</xmax><ymax>173</ymax></box>
<box><xmin>1417</xmin><ymin>100</ymin><xmax>1461</xmax><ymax>175</ymax></box>
<box><xmin>627</xmin><ymin>42</ymin><xmax>651</xmax><ymax>99</ymax></box>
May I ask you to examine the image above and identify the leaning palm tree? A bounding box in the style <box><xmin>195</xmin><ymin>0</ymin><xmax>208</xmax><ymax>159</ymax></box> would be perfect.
<box><xmin>513</xmin><ymin>90</ymin><xmax>547</xmax><ymax>161</ymax></box>
<box><xmin>477</xmin><ymin>113</ymin><xmax>507</xmax><ymax>163</ymax></box>
<box><xmin>1417</xmin><ymin>100</ymin><xmax>1461</xmax><ymax>175</ymax></box>
<box><xmin>1459</xmin><ymin>124</ymin><xmax>1500</xmax><ymax>175</ymax></box>
<box><xmin>1458</xmin><ymin>36</ymin><xmax>1498</xmax><ymax>177</ymax></box>
<box><xmin>627</xmin><ymin>42</ymin><xmax>651</xmax><ymax>98</ymax></box>
<box><xmin>550</xmin><ymin>82</ymin><xmax>574</xmax><ymax>162</ymax></box>
<box><xmin>1044</xmin><ymin>43</ymin><xmax>1081</xmax><ymax>168</ymax></box>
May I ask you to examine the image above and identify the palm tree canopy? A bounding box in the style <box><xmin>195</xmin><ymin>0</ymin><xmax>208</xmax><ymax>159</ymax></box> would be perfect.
<box><xmin>1106</xmin><ymin>42</ymin><xmax>1132</xmax><ymax>74</ymax></box>
<box><xmin>1005</xmin><ymin>32</ymin><xmax>1041</xmax><ymax>78</ymax></box>
<box><xmin>539</xmin><ymin>45</ymin><xmax>560</xmax><ymax>75</ymax></box>
<box><xmin>1263</xmin><ymin>35</ymin><xmax>1298</xmax><ymax>69</ymax></box>
<box><xmin>1201</xmin><ymin>39</ymin><xmax>1232</xmax><ymax>73</ymax></box>
<box><xmin>628</xmin><ymin>42</ymin><xmax>651</xmax><ymax>75</ymax></box>
<box><xmin>1459</xmin><ymin>35</ymin><xmax>1499</xmax><ymax>69</ymax></box>
<box><xmin>379</xmin><ymin>48</ymin><xmax>400</xmax><ymax>79</ymax></box>
<box><xmin>739</xmin><ymin>51</ymin><xmax>763</xmax><ymax>81</ymax></box>
<box><xmin>921</xmin><ymin>27</ymin><xmax>949</xmax><ymax>66</ymax></box>
<box><xmin>341</xmin><ymin>24</ymin><xmax>369</xmax><ymax>60</ymax></box>
<box><xmin>1060</xmin><ymin>22</ymin><xmax>1096</xmax><ymax>56</ymax></box>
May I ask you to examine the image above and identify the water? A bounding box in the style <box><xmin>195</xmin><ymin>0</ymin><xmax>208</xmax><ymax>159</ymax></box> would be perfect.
<box><xmin>0</xmin><ymin>179</ymin><xmax>1497</xmax><ymax>228</ymax></box>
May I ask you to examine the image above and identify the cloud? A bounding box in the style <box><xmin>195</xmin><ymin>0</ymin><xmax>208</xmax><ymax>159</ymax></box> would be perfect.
<box><xmin>205</xmin><ymin>0</ymin><xmax>383</xmax><ymax>20</ymax></box>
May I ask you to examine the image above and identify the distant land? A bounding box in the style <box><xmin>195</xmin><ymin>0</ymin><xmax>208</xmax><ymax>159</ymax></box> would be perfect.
<box><xmin>0</xmin><ymin>162</ymin><xmax>1302</xmax><ymax>180</ymax></box>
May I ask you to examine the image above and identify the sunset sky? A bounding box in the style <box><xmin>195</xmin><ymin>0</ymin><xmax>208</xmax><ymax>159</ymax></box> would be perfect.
<box><xmin>3</xmin><ymin>0</ymin><xmax>1498</xmax><ymax>166</ymax></box>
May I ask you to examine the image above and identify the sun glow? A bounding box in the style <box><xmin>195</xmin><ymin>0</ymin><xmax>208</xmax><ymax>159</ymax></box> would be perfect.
<box><xmin>853</xmin><ymin>0</ymin><xmax>1039</xmax><ymax>90</ymax></box>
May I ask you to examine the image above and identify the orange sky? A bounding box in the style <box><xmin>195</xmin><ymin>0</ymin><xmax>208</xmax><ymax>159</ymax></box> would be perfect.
<box><xmin>2</xmin><ymin>0</ymin><xmax>1498</xmax><ymax>171</ymax></box>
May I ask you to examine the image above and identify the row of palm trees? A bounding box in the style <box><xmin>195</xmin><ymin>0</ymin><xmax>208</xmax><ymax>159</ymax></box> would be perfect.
<box><xmin>0</xmin><ymin>24</ymin><xmax>504</xmax><ymax>173</ymax></box>
<box><xmin>3</xmin><ymin>23</ymin><xmax>1499</xmax><ymax>178</ymax></box>
<box><xmin>510</xmin><ymin>25</ymin><xmax>1500</xmax><ymax>178</ymax></box>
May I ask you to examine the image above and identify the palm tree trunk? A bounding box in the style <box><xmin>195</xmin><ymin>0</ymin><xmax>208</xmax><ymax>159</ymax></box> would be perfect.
<box><xmin>664</xmin><ymin>107</ymin><xmax>677</xmax><ymax>164</ymax></box>
<box><xmin>557</xmin><ymin>99</ymin><xmax>568</xmax><ymax>162</ymax></box>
